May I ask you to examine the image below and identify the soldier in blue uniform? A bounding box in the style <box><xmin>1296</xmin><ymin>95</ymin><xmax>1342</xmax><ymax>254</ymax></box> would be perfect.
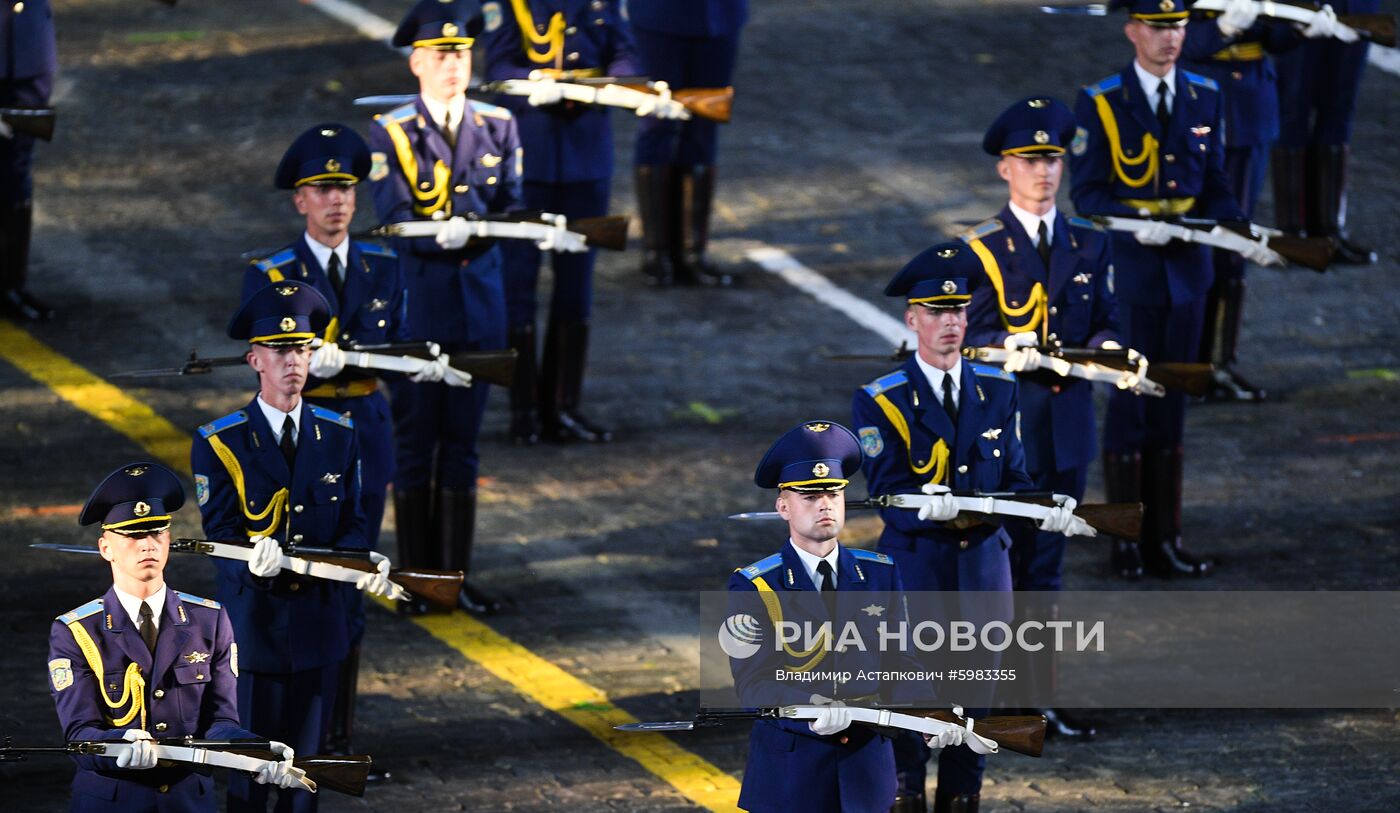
<box><xmin>368</xmin><ymin>0</ymin><xmax>524</xmax><ymax>615</ymax></box>
<box><xmin>191</xmin><ymin>281</ymin><xmax>389</xmax><ymax>813</ymax></box>
<box><xmin>1070</xmin><ymin>0</ymin><xmax>1255</xmax><ymax>580</ymax></box>
<box><xmin>481</xmin><ymin>0</ymin><xmax>641</xmax><ymax>445</ymax></box>
<box><xmin>49</xmin><ymin>462</ymin><xmax>302</xmax><ymax>812</ymax></box>
<box><xmin>729</xmin><ymin>421</ymin><xmax>965</xmax><ymax>813</ymax></box>
<box><xmin>1272</xmin><ymin>0</ymin><xmax>1378</xmax><ymax>265</ymax></box>
<box><xmin>0</xmin><ymin>0</ymin><xmax>57</xmax><ymax>320</ymax></box>
<box><xmin>853</xmin><ymin>246</ymin><xmax>1081</xmax><ymax>813</ymax></box>
<box><xmin>628</xmin><ymin>0</ymin><xmax>746</xmax><ymax>287</ymax></box>
<box><xmin>963</xmin><ymin>97</ymin><xmax>1120</xmax><ymax>741</ymax></box>
<box><xmin>1183</xmin><ymin>1</ymin><xmax>1302</xmax><ymax>400</ymax></box>
<box><xmin>242</xmin><ymin>123</ymin><xmax>410</xmax><ymax>777</ymax></box>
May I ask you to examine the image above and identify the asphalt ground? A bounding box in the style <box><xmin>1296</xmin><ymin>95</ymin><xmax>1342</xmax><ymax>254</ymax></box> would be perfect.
<box><xmin>1</xmin><ymin>0</ymin><xmax>1398</xmax><ymax>810</ymax></box>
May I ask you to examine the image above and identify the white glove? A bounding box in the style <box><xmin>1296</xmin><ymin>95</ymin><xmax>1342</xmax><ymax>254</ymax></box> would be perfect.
<box><xmin>409</xmin><ymin>356</ymin><xmax>448</xmax><ymax>383</ymax></box>
<box><xmin>1099</xmin><ymin>340</ymin><xmax>1123</xmax><ymax>350</ymax></box>
<box><xmin>116</xmin><ymin>730</ymin><xmax>158</xmax><ymax>770</ymax></box>
<box><xmin>807</xmin><ymin>695</ymin><xmax>852</xmax><ymax>736</ymax></box>
<box><xmin>308</xmin><ymin>342</ymin><xmax>346</xmax><ymax>378</ymax></box>
<box><xmin>1134</xmin><ymin>220</ymin><xmax>1174</xmax><ymax>246</ymax></box>
<box><xmin>442</xmin><ymin>365</ymin><xmax>473</xmax><ymax>388</ymax></box>
<box><xmin>534</xmin><ymin>213</ymin><xmax>588</xmax><ymax>253</ymax></box>
<box><xmin>254</xmin><ymin>740</ymin><xmax>306</xmax><ymax>789</ymax></box>
<box><xmin>526</xmin><ymin>73</ymin><xmax>565</xmax><ymax>107</ymax></box>
<box><xmin>1243</xmin><ymin>241</ymin><xmax>1286</xmax><ymax>267</ymax></box>
<box><xmin>1037</xmin><ymin>497</ymin><xmax>1098</xmax><ymax>538</ymax></box>
<box><xmin>1003</xmin><ymin>346</ymin><xmax>1042</xmax><ymax>373</ymax></box>
<box><xmin>633</xmin><ymin>81</ymin><xmax>688</xmax><ymax>120</ymax></box>
<box><xmin>917</xmin><ymin>483</ymin><xmax>960</xmax><ymax>522</ymax></box>
<box><xmin>434</xmin><ymin>216</ymin><xmax>475</xmax><ymax>250</ymax></box>
<box><xmin>1003</xmin><ymin>331</ymin><xmax>1038</xmax><ymax>350</ymax></box>
<box><xmin>1304</xmin><ymin>4</ymin><xmax>1359</xmax><ymax>42</ymax></box>
<box><xmin>1218</xmin><ymin>0</ymin><xmax>1258</xmax><ymax>36</ymax></box>
<box><xmin>0</xmin><ymin>118</ymin><xmax>12</xmax><ymax>140</ymax></box>
<box><xmin>354</xmin><ymin>551</ymin><xmax>394</xmax><ymax>597</ymax></box>
<box><xmin>248</xmin><ymin>535</ymin><xmax>283</xmax><ymax>578</ymax></box>
<box><xmin>924</xmin><ymin>722</ymin><xmax>968</xmax><ymax>750</ymax></box>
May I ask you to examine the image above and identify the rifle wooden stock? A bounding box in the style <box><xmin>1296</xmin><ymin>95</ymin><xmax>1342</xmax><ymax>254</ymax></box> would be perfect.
<box><xmin>1267</xmin><ymin>234</ymin><xmax>1333</xmax><ymax>272</ymax></box>
<box><xmin>1069</xmin><ymin>502</ymin><xmax>1142</xmax><ymax>541</ymax></box>
<box><xmin>914</xmin><ymin>711</ymin><xmax>1046</xmax><ymax>758</ymax></box>
<box><xmin>0</xmin><ymin>108</ymin><xmax>56</xmax><ymax>141</ymax></box>
<box><xmin>617</xmin><ymin>84</ymin><xmax>734</xmax><ymax>123</ymax></box>
<box><xmin>446</xmin><ymin>349</ymin><xmax>518</xmax><ymax>387</ymax></box>
<box><xmin>568</xmin><ymin>215</ymin><xmax>630</xmax><ymax>251</ymax></box>
<box><xmin>1339</xmin><ymin>13</ymin><xmax>1396</xmax><ymax>46</ymax></box>
<box><xmin>1146</xmin><ymin>362</ymin><xmax>1214</xmax><ymax>397</ymax></box>
<box><xmin>295</xmin><ymin>553</ymin><xmax>464</xmax><ymax>610</ymax></box>
<box><xmin>295</xmin><ymin>755</ymin><xmax>372</xmax><ymax>797</ymax></box>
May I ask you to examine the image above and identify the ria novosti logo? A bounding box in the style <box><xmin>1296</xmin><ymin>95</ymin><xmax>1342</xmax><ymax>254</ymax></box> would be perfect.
<box><xmin>718</xmin><ymin>613</ymin><xmax>763</xmax><ymax>659</ymax></box>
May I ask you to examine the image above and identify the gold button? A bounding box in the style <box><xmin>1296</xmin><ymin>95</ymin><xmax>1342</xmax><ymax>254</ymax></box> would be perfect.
<box><xmin>293</xmin><ymin>534</ymin><xmax>304</xmax><ymax>543</ymax></box>
<box><xmin>377</xmin><ymin>319</ymin><xmax>386</xmax><ymax>327</ymax></box>
<box><xmin>957</xmin><ymin>465</ymin><xmax>968</xmax><ymax>474</ymax></box>
<box><xmin>158</xmin><ymin>784</ymin><xmax>169</xmax><ymax>794</ymax></box>
<box><xmin>1166</xmin><ymin>180</ymin><xmax>1178</xmax><ymax>190</ymax></box>
<box><xmin>342</xmin><ymin>333</ymin><xmax>350</xmax><ymax>341</ymax></box>
<box><xmin>839</xmin><ymin>735</ymin><xmax>849</xmax><ymax>744</ymax></box>
<box><xmin>330</xmin><ymin>496</ymin><xmax>338</xmax><ymax>502</ymax></box>
<box><xmin>537</xmin><ymin>23</ymin><xmax>546</xmax><ymax>33</ymax></box>
<box><xmin>14</xmin><ymin>2</ymin><xmax>24</xmax><ymax>12</ymax></box>
<box><xmin>959</xmin><ymin>539</ymin><xmax>969</xmax><ymax>550</ymax></box>
<box><xmin>1049</xmin><ymin>306</ymin><xmax>1058</xmax><ymax>316</ymax></box>
<box><xmin>1010</xmin><ymin>300</ymin><xmax>1020</xmax><ymax>307</ymax></box>
<box><xmin>993</xmin><ymin>449</ymin><xmax>1001</xmax><ymax>458</ymax></box>
<box><xmin>419</xmin><ymin>181</ymin><xmax>431</xmax><ymax>190</ymax></box>
<box><xmin>565</xmin><ymin>26</ymin><xmax>577</xmax><ymax>34</ymax></box>
<box><xmin>486</xmin><ymin>176</ymin><xmax>497</xmax><ymax>185</ymax></box>
<box><xmin>454</xmin><ymin>184</ymin><xmax>469</xmax><ymax>193</ymax></box>
<box><xmin>289</xmin><ymin>581</ymin><xmax>301</xmax><ymax>592</ymax></box>
<box><xmin>294</xmin><ymin>504</ymin><xmax>304</xmax><ymax>513</ymax></box>
<box><xmin>155</xmin><ymin>722</ymin><xmax>168</xmax><ymax>732</ymax></box>
<box><xmin>567</xmin><ymin>51</ymin><xmax>580</xmax><ymax>61</ymax></box>
<box><xmin>196</xmin><ymin>674</ymin><xmax>204</xmax><ymax>680</ymax></box>
<box><xmin>154</xmin><ymin>689</ymin><xmax>165</xmax><ymax>699</ymax></box>
<box><xmin>1232</xmin><ymin>71</ymin><xmax>1243</xmax><ymax>80</ymax></box>
<box><xmin>1164</xmin><ymin>154</ymin><xmax>1175</xmax><ymax>163</ymax></box>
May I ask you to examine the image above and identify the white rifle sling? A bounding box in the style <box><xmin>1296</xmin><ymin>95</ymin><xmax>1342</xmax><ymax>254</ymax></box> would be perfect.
<box><xmin>1192</xmin><ymin>0</ymin><xmax>1364</xmax><ymax>40</ymax></box>
<box><xmin>778</xmin><ymin>706</ymin><xmax>1000</xmax><ymax>755</ymax></box>
<box><xmin>201</xmin><ymin>540</ymin><xmax>412</xmax><ymax>601</ymax></box>
<box><xmin>97</xmin><ymin>743</ymin><xmax>318</xmax><ymax>793</ymax></box>
<box><xmin>1099</xmin><ymin>216</ymin><xmax>1283</xmax><ymax>266</ymax></box>
<box><xmin>343</xmin><ymin>351</ymin><xmax>473</xmax><ymax>388</ymax></box>
<box><xmin>385</xmin><ymin>219</ymin><xmax>589</xmax><ymax>253</ymax></box>
<box><xmin>885</xmin><ymin>494</ymin><xmax>1098</xmax><ymax>538</ymax></box>
<box><xmin>972</xmin><ymin>347</ymin><xmax>1164</xmax><ymax>397</ymax></box>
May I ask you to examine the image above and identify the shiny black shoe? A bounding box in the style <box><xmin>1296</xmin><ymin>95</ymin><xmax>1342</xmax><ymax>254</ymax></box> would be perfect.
<box><xmin>364</xmin><ymin>765</ymin><xmax>393</xmax><ymax>784</ymax></box>
<box><xmin>458</xmin><ymin>580</ymin><xmax>506</xmax><ymax>616</ymax></box>
<box><xmin>1039</xmin><ymin>707</ymin><xmax>1097</xmax><ymax>741</ymax></box>
<box><xmin>1141</xmin><ymin>541</ymin><xmax>1214</xmax><ymax>578</ymax></box>
<box><xmin>396</xmin><ymin>597</ymin><xmax>432</xmax><ymax>616</ymax></box>
<box><xmin>1332</xmin><ymin>236</ymin><xmax>1377</xmax><ymax>266</ymax></box>
<box><xmin>1</xmin><ymin>287</ymin><xmax>52</xmax><ymax>321</ymax></box>
<box><xmin>1206</xmin><ymin>367</ymin><xmax>1265</xmax><ymax>403</ymax></box>
<box><xmin>544</xmin><ymin>409</ymin><xmax>613</xmax><ymax>444</ymax></box>
<box><xmin>890</xmin><ymin>790</ymin><xmax>927</xmax><ymax>813</ymax></box>
<box><xmin>509</xmin><ymin>410</ymin><xmax>540</xmax><ymax>446</ymax></box>
<box><xmin>1111</xmin><ymin>539</ymin><xmax>1143</xmax><ymax>581</ymax></box>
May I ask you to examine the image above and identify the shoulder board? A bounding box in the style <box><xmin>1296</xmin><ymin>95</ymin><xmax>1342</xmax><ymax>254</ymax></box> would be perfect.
<box><xmin>735</xmin><ymin>553</ymin><xmax>783</xmax><ymax>581</ymax></box>
<box><xmin>175</xmin><ymin>591</ymin><xmax>221</xmax><ymax>610</ymax></box>
<box><xmin>1182</xmin><ymin>70</ymin><xmax>1219</xmax><ymax>92</ymax></box>
<box><xmin>198</xmin><ymin>410</ymin><xmax>248</xmax><ymax>439</ymax></box>
<box><xmin>469</xmin><ymin>100</ymin><xmax>513</xmax><ymax>120</ymax></box>
<box><xmin>862</xmin><ymin>370</ymin><xmax>909</xmax><ymax>397</ymax></box>
<box><xmin>1066</xmin><ymin>215</ymin><xmax>1103</xmax><ymax>232</ymax></box>
<box><xmin>308</xmin><ymin>404</ymin><xmax>354</xmax><ymax>429</ymax></box>
<box><xmin>354</xmin><ymin>240</ymin><xmax>397</xmax><ymax>259</ymax></box>
<box><xmin>958</xmin><ymin>218</ymin><xmax>1003</xmax><ymax>244</ymax></box>
<box><xmin>1084</xmin><ymin>74</ymin><xmax>1121</xmax><ymax>97</ymax></box>
<box><xmin>972</xmin><ymin>362</ymin><xmax>1015</xmax><ymax>382</ymax></box>
<box><xmin>57</xmin><ymin>599</ymin><xmax>104</xmax><ymax>623</ymax></box>
<box><xmin>250</xmin><ymin>248</ymin><xmax>297</xmax><ymax>274</ymax></box>
<box><xmin>849</xmin><ymin>549</ymin><xmax>893</xmax><ymax>566</ymax></box>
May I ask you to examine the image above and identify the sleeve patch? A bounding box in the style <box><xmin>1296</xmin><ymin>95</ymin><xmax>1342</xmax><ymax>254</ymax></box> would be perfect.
<box><xmin>369</xmin><ymin>151</ymin><xmax>389</xmax><ymax>182</ymax></box>
<box><xmin>859</xmin><ymin>426</ymin><xmax>884</xmax><ymax>458</ymax></box>
<box><xmin>49</xmin><ymin>658</ymin><xmax>73</xmax><ymax>691</ymax></box>
<box><xmin>230</xmin><ymin>642</ymin><xmax>239</xmax><ymax>677</ymax></box>
<box><xmin>195</xmin><ymin>474</ymin><xmax>209</xmax><ymax>507</ymax></box>
<box><xmin>1071</xmin><ymin>126</ymin><xmax>1088</xmax><ymax>157</ymax></box>
<box><xmin>483</xmin><ymin>1</ymin><xmax>503</xmax><ymax>32</ymax></box>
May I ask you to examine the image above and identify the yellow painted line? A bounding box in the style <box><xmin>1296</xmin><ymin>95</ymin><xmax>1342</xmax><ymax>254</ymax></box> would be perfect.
<box><xmin>0</xmin><ymin>320</ymin><xmax>191</xmax><ymax>473</ymax></box>
<box><xmin>0</xmin><ymin>318</ymin><xmax>741</xmax><ymax>809</ymax></box>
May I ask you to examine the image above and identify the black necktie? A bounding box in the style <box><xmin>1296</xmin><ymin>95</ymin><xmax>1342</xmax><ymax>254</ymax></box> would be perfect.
<box><xmin>280</xmin><ymin>415</ymin><xmax>297</xmax><ymax>469</ymax></box>
<box><xmin>138</xmin><ymin>601</ymin><xmax>157</xmax><ymax>654</ymax></box>
<box><xmin>1156</xmin><ymin>80</ymin><xmax>1171</xmax><ymax>130</ymax></box>
<box><xmin>1037</xmin><ymin>219</ymin><xmax>1051</xmax><ymax>266</ymax></box>
<box><xmin>327</xmin><ymin>253</ymin><xmax>345</xmax><ymax>301</ymax></box>
<box><xmin>816</xmin><ymin>559</ymin><xmax>836</xmax><ymax>615</ymax></box>
<box><xmin>942</xmin><ymin>373</ymin><xmax>958</xmax><ymax>425</ymax></box>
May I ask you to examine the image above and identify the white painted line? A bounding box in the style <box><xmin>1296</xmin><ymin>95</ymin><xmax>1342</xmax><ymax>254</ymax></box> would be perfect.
<box><xmin>745</xmin><ymin>246</ymin><xmax>915</xmax><ymax>348</ymax></box>
<box><xmin>1367</xmin><ymin>44</ymin><xmax>1400</xmax><ymax>79</ymax></box>
<box><xmin>301</xmin><ymin>0</ymin><xmax>398</xmax><ymax>49</ymax></box>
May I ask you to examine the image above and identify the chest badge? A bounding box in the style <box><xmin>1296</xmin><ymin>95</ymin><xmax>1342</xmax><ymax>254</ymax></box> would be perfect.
<box><xmin>981</xmin><ymin>427</ymin><xmax>1002</xmax><ymax>440</ymax></box>
<box><xmin>862</xmin><ymin>604</ymin><xmax>886</xmax><ymax>617</ymax></box>
<box><xmin>1073</xmin><ymin>272</ymin><xmax>1092</xmax><ymax>285</ymax></box>
<box><xmin>320</xmin><ymin>473</ymin><xmax>342</xmax><ymax>484</ymax></box>
<box><xmin>1190</xmin><ymin>125</ymin><xmax>1212</xmax><ymax>137</ymax></box>
<box><xmin>184</xmin><ymin>651</ymin><xmax>211</xmax><ymax>664</ymax></box>
<box><xmin>368</xmin><ymin>298</ymin><xmax>388</xmax><ymax>312</ymax></box>
<box><xmin>479</xmin><ymin>153</ymin><xmax>502</xmax><ymax>168</ymax></box>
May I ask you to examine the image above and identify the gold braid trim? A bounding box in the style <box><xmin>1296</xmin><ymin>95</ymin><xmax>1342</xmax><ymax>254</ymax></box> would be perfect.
<box><xmin>966</xmin><ymin>237</ymin><xmax>1047</xmax><ymax>338</ymax></box>
<box><xmin>205</xmin><ymin>433</ymin><xmax>290</xmax><ymax>537</ymax></box>
<box><xmin>751</xmin><ymin>576</ymin><xmax>828</xmax><ymax>673</ymax></box>
<box><xmin>1092</xmin><ymin>92</ymin><xmax>1157</xmax><ymax>189</ymax></box>
<box><xmin>509</xmin><ymin>0</ymin><xmax>566</xmax><ymax>65</ymax></box>
<box><xmin>873</xmin><ymin>392</ymin><xmax>950</xmax><ymax>483</ymax></box>
<box><xmin>67</xmin><ymin>621</ymin><xmax>145</xmax><ymax>729</ymax></box>
<box><xmin>378</xmin><ymin>115</ymin><xmax>450</xmax><ymax>217</ymax></box>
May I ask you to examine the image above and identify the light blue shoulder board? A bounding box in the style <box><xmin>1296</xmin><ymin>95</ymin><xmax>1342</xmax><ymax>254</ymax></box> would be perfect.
<box><xmin>1066</xmin><ymin>215</ymin><xmax>1102</xmax><ymax>232</ymax></box>
<box><xmin>1084</xmin><ymin>74</ymin><xmax>1122</xmax><ymax>97</ymax></box>
<box><xmin>736</xmin><ymin>553</ymin><xmax>783</xmax><ymax>581</ymax></box>
<box><xmin>198</xmin><ymin>410</ymin><xmax>248</xmax><ymax>438</ymax></box>
<box><xmin>862</xmin><ymin>370</ymin><xmax>909</xmax><ymax>397</ymax></box>
<box><xmin>1182</xmin><ymin>70</ymin><xmax>1219</xmax><ymax>92</ymax></box>
<box><xmin>58</xmin><ymin>598</ymin><xmax>104</xmax><ymax>623</ymax></box>
<box><xmin>470</xmin><ymin>99</ymin><xmax>513</xmax><ymax>120</ymax></box>
<box><xmin>971</xmin><ymin>362</ymin><xmax>1015</xmax><ymax>382</ymax></box>
<box><xmin>251</xmin><ymin>248</ymin><xmax>297</xmax><ymax>274</ymax></box>
<box><xmin>308</xmin><ymin>404</ymin><xmax>354</xmax><ymax>429</ymax></box>
<box><xmin>176</xmin><ymin>591</ymin><xmax>222</xmax><ymax>610</ymax></box>
<box><xmin>958</xmin><ymin>218</ymin><xmax>1004</xmax><ymax>244</ymax></box>
<box><xmin>850</xmin><ymin>549</ymin><xmax>893</xmax><ymax>566</ymax></box>
<box><xmin>355</xmin><ymin>241</ymin><xmax>397</xmax><ymax>259</ymax></box>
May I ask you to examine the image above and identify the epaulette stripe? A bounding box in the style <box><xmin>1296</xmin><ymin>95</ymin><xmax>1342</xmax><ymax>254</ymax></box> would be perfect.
<box><xmin>175</xmin><ymin>591</ymin><xmax>221</xmax><ymax>610</ymax></box>
<box><xmin>850</xmin><ymin>549</ymin><xmax>893</xmax><ymax>565</ymax></box>
<box><xmin>972</xmin><ymin>363</ymin><xmax>1015</xmax><ymax>381</ymax></box>
<box><xmin>737</xmin><ymin>553</ymin><xmax>783</xmax><ymax>580</ymax></box>
<box><xmin>252</xmin><ymin>248</ymin><xmax>297</xmax><ymax>273</ymax></box>
<box><xmin>862</xmin><ymin>371</ymin><xmax>909</xmax><ymax>397</ymax></box>
<box><xmin>58</xmin><ymin>599</ymin><xmax>104</xmax><ymax>623</ymax></box>
<box><xmin>198</xmin><ymin>410</ymin><xmax>248</xmax><ymax>439</ymax></box>
<box><xmin>1066</xmin><ymin>215</ymin><xmax>1101</xmax><ymax>231</ymax></box>
<box><xmin>1182</xmin><ymin>70</ymin><xmax>1219</xmax><ymax>91</ymax></box>
<box><xmin>1084</xmin><ymin>75</ymin><xmax>1121</xmax><ymax>97</ymax></box>
<box><xmin>469</xmin><ymin>100</ymin><xmax>513</xmax><ymax>119</ymax></box>
<box><xmin>958</xmin><ymin>218</ymin><xmax>1004</xmax><ymax>243</ymax></box>
<box><xmin>308</xmin><ymin>404</ymin><xmax>354</xmax><ymax>428</ymax></box>
<box><xmin>354</xmin><ymin>241</ymin><xmax>397</xmax><ymax>259</ymax></box>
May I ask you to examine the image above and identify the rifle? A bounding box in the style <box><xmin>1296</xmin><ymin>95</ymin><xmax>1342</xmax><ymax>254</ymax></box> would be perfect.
<box><xmin>361</xmin><ymin>211</ymin><xmax>629</xmax><ymax>253</ymax></box>
<box><xmin>30</xmin><ymin>540</ymin><xmax>464</xmax><ymax>610</ymax></box>
<box><xmin>0</xmin><ymin>736</ymin><xmax>371</xmax><ymax>796</ymax></box>
<box><xmin>0</xmin><ymin>107</ymin><xmax>56</xmax><ymax>141</ymax></box>
<box><xmin>355</xmin><ymin>79</ymin><xmax>733</xmax><ymax>123</ymax></box>
<box><xmin>617</xmin><ymin>707</ymin><xmax>1046</xmax><ymax>758</ymax></box>
<box><xmin>1093</xmin><ymin>215</ymin><xmax>1332</xmax><ymax>272</ymax></box>
<box><xmin>108</xmin><ymin>344</ymin><xmax>518</xmax><ymax>388</ymax></box>
<box><xmin>729</xmin><ymin>491</ymin><xmax>1143</xmax><ymax>540</ymax></box>
<box><xmin>1040</xmin><ymin>1</ymin><xmax>1395</xmax><ymax>45</ymax></box>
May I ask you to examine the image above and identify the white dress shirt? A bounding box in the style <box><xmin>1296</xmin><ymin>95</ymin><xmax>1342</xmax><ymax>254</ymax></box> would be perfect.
<box><xmin>789</xmin><ymin>539</ymin><xmax>841</xmax><ymax>589</ymax></box>
<box><xmin>257</xmin><ymin>395</ymin><xmax>302</xmax><ymax>445</ymax></box>
<box><xmin>113</xmin><ymin>585</ymin><xmax>166</xmax><ymax>632</ymax></box>
<box><xmin>1133</xmin><ymin>61</ymin><xmax>1176</xmax><ymax>118</ymax></box>
<box><xmin>1007</xmin><ymin>201</ymin><xmax>1056</xmax><ymax>249</ymax></box>
<box><xmin>304</xmin><ymin>231</ymin><xmax>349</xmax><ymax>277</ymax></box>
<box><xmin>915</xmin><ymin>353</ymin><xmax>963</xmax><ymax>411</ymax></box>
<box><xmin>421</xmin><ymin>93</ymin><xmax>466</xmax><ymax>142</ymax></box>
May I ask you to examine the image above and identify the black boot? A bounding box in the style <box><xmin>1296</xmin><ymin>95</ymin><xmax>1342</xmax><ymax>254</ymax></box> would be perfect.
<box><xmin>1311</xmin><ymin>145</ymin><xmax>1376</xmax><ymax>265</ymax></box>
<box><xmin>1205</xmin><ymin>276</ymin><xmax>1265</xmax><ymax>402</ymax></box>
<box><xmin>890</xmin><ymin>790</ymin><xmax>927</xmax><ymax>813</ymax></box>
<box><xmin>507</xmin><ymin>323</ymin><xmax>540</xmax><ymax>445</ymax></box>
<box><xmin>1103</xmin><ymin>451</ymin><xmax>1144</xmax><ymax>581</ymax></box>
<box><xmin>393</xmin><ymin>488</ymin><xmax>434</xmax><ymax>615</ymax></box>
<box><xmin>1141</xmin><ymin>446</ymin><xmax>1213</xmax><ymax>578</ymax></box>
<box><xmin>0</xmin><ymin>200</ymin><xmax>52</xmax><ymax>321</ymax></box>
<box><xmin>932</xmin><ymin>790</ymin><xmax>979</xmax><ymax>813</ymax></box>
<box><xmin>439</xmin><ymin>487</ymin><xmax>506</xmax><ymax>615</ymax></box>
<box><xmin>1270</xmin><ymin>146</ymin><xmax>1308</xmax><ymax>236</ymax></box>
<box><xmin>539</xmin><ymin>319</ymin><xmax>612</xmax><ymax>443</ymax></box>
<box><xmin>677</xmin><ymin>165</ymin><xmax>734</xmax><ymax>288</ymax></box>
<box><xmin>634</xmin><ymin>165</ymin><xmax>677</xmax><ymax>286</ymax></box>
<box><xmin>327</xmin><ymin>645</ymin><xmax>392</xmax><ymax>783</ymax></box>
<box><xmin>1019</xmin><ymin>600</ymin><xmax>1098</xmax><ymax>740</ymax></box>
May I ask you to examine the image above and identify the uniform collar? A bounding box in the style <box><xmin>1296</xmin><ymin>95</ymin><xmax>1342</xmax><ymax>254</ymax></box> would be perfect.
<box><xmin>1132</xmin><ymin>60</ymin><xmax>1176</xmax><ymax>107</ymax></box>
<box><xmin>914</xmin><ymin>353</ymin><xmax>962</xmax><ymax>405</ymax></box>
<box><xmin>112</xmin><ymin>584</ymin><xmax>166</xmax><ymax>631</ymax></box>
<box><xmin>256</xmin><ymin>395</ymin><xmax>303</xmax><ymax>444</ymax></box>
<box><xmin>303</xmin><ymin>231</ymin><xmax>349</xmax><ymax>274</ymax></box>
<box><xmin>420</xmin><ymin>93</ymin><xmax>466</xmax><ymax>132</ymax></box>
<box><xmin>1006</xmin><ymin>201</ymin><xmax>1056</xmax><ymax>248</ymax></box>
<box><xmin>787</xmin><ymin>539</ymin><xmax>840</xmax><ymax>590</ymax></box>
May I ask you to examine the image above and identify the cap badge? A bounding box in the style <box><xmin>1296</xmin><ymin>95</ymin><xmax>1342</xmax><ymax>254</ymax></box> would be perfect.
<box><xmin>1029</xmin><ymin>98</ymin><xmax>1047</xmax><ymax>109</ymax></box>
<box><xmin>279</xmin><ymin>317</ymin><xmax>297</xmax><ymax>332</ymax></box>
<box><xmin>325</xmin><ymin>158</ymin><xmax>341</xmax><ymax>173</ymax></box>
<box><xmin>133</xmin><ymin>501</ymin><xmax>151</xmax><ymax>517</ymax></box>
<box><xmin>276</xmin><ymin>285</ymin><xmax>298</xmax><ymax>296</ymax></box>
<box><xmin>1159</xmin><ymin>0</ymin><xmax>1174</xmax><ymax>10</ymax></box>
<box><xmin>812</xmin><ymin>463</ymin><xmax>830</xmax><ymax>478</ymax></box>
<box><xmin>936</xmin><ymin>248</ymin><xmax>957</xmax><ymax>258</ymax></box>
<box><xmin>320</xmin><ymin>127</ymin><xmax>338</xmax><ymax>137</ymax></box>
<box><xmin>806</xmin><ymin>423</ymin><xmax>830</xmax><ymax>433</ymax></box>
<box><xmin>125</xmin><ymin>466</ymin><xmax>149</xmax><ymax>477</ymax></box>
<box><xmin>442</xmin><ymin>22</ymin><xmax>459</xmax><ymax>37</ymax></box>
<box><xmin>1034</xmin><ymin>130</ymin><xmax>1049</xmax><ymax>144</ymax></box>
<box><xmin>941</xmin><ymin>280</ymin><xmax>957</xmax><ymax>294</ymax></box>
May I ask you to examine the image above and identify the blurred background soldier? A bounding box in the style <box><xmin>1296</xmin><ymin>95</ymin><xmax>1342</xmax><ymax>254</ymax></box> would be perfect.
<box><xmin>628</xmin><ymin>0</ymin><xmax>746</xmax><ymax>287</ymax></box>
<box><xmin>0</xmin><ymin>0</ymin><xmax>56</xmax><ymax>320</ymax></box>
<box><xmin>482</xmin><ymin>0</ymin><xmax>641</xmax><ymax>445</ymax></box>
